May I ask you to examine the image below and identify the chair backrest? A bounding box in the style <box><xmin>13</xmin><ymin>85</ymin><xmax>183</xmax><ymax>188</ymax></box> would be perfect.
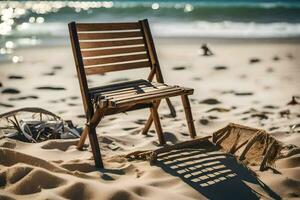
<box><xmin>68</xmin><ymin>19</ymin><xmax>164</xmax><ymax>113</ymax></box>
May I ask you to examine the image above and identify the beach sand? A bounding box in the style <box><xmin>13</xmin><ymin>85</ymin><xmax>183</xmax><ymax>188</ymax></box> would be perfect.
<box><xmin>0</xmin><ymin>38</ymin><xmax>300</xmax><ymax>199</ymax></box>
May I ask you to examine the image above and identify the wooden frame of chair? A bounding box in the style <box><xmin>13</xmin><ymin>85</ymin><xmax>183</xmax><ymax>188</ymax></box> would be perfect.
<box><xmin>68</xmin><ymin>19</ymin><xmax>196</xmax><ymax>168</ymax></box>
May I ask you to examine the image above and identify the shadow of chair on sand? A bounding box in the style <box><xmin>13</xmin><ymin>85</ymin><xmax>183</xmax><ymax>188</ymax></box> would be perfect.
<box><xmin>154</xmin><ymin>142</ymin><xmax>281</xmax><ymax>200</ymax></box>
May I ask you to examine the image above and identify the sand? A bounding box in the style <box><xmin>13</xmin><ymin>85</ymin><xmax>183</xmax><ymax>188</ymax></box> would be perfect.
<box><xmin>0</xmin><ymin>38</ymin><xmax>300</xmax><ymax>199</ymax></box>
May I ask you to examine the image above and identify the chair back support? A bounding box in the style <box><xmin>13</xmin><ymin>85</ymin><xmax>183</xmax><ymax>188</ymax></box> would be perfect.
<box><xmin>68</xmin><ymin>19</ymin><xmax>163</xmax><ymax>113</ymax></box>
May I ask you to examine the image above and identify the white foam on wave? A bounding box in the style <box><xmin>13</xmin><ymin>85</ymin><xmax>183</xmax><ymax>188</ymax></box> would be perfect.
<box><xmin>152</xmin><ymin>21</ymin><xmax>300</xmax><ymax>38</ymax></box>
<box><xmin>9</xmin><ymin>21</ymin><xmax>300</xmax><ymax>39</ymax></box>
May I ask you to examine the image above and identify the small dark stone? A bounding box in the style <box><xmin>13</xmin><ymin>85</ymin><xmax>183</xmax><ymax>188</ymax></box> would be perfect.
<box><xmin>273</xmin><ymin>56</ymin><xmax>280</xmax><ymax>61</ymax></box>
<box><xmin>35</xmin><ymin>86</ymin><xmax>66</xmax><ymax>90</ymax></box>
<box><xmin>249</xmin><ymin>58</ymin><xmax>261</xmax><ymax>64</ymax></box>
<box><xmin>0</xmin><ymin>82</ymin><xmax>2</xmax><ymax>87</ymax></box>
<box><xmin>234</xmin><ymin>92</ymin><xmax>253</xmax><ymax>96</ymax></box>
<box><xmin>42</xmin><ymin>72</ymin><xmax>56</xmax><ymax>76</ymax></box>
<box><xmin>199</xmin><ymin>119</ymin><xmax>209</xmax><ymax>125</ymax></box>
<box><xmin>8</xmin><ymin>75</ymin><xmax>24</xmax><ymax>79</ymax></box>
<box><xmin>172</xmin><ymin>66</ymin><xmax>186</xmax><ymax>71</ymax></box>
<box><xmin>2</xmin><ymin>88</ymin><xmax>20</xmax><ymax>94</ymax></box>
<box><xmin>199</xmin><ymin>98</ymin><xmax>221</xmax><ymax>105</ymax></box>
<box><xmin>53</xmin><ymin>65</ymin><xmax>63</xmax><ymax>70</ymax></box>
<box><xmin>214</xmin><ymin>66</ymin><xmax>227</xmax><ymax>70</ymax></box>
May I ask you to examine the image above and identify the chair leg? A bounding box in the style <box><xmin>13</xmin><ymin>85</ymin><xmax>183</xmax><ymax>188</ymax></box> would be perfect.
<box><xmin>88</xmin><ymin>126</ymin><xmax>104</xmax><ymax>168</ymax></box>
<box><xmin>142</xmin><ymin>100</ymin><xmax>161</xmax><ymax>135</ymax></box>
<box><xmin>77</xmin><ymin>126</ymin><xmax>88</xmax><ymax>150</ymax></box>
<box><xmin>181</xmin><ymin>95</ymin><xmax>197</xmax><ymax>138</ymax></box>
<box><xmin>77</xmin><ymin>108</ymin><xmax>105</xmax><ymax>150</ymax></box>
<box><xmin>150</xmin><ymin>102</ymin><xmax>165</xmax><ymax>145</ymax></box>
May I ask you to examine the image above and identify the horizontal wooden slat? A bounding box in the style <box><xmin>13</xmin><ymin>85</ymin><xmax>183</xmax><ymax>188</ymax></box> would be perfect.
<box><xmin>111</xmin><ymin>87</ymin><xmax>182</xmax><ymax>102</ymax></box>
<box><xmin>81</xmin><ymin>46</ymin><xmax>146</xmax><ymax>57</ymax></box>
<box><xmin>78</xmin><ymin>31</ymin><xmax>143</xmax><ymax>40</ymax></box>
<box><xmin>80</xmin><ymin>39</ymin><xmax>144</xmax><ymax>49</ymax></box>
<box><xmin>111</xmin><ymin>89</ymin><xmax>193</xmax><ymax>107</ymax></box>
<box><xmin>83</xmin><ymin>53</ymin><xmax>148</xmax><ymax>66</ymax></box>
<box><xmin>76</xmin><ymin>22</ymin><xmax>140</xmax><ymax>31</ymax></box>
<box><xmin>85</xmin><ymin>61</ymin><xmax>150</xmax><ymax>75</ymax></box>
<box><xmin>106</xmin><ymin>86</ymin><xmax>178</xmax><ymax>100</ymax></box>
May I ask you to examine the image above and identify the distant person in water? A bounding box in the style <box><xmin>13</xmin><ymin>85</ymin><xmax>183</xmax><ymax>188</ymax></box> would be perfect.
<box><xmin>201</xmin><ymin>44</ymin><xmax>214</xmax><ymax>56</ymax></box>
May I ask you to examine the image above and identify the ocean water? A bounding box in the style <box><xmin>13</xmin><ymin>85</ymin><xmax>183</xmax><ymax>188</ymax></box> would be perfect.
<box><xmin>0</xmin><ymin>0</ymin><xmax>300</xmax><ymax>61</ymax></box>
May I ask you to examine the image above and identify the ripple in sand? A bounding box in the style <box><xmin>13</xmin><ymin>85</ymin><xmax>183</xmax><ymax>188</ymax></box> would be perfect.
<box><xmin>53</xmin><ymin>65</ymin><xmax>63</xmax><ymax>70</ymax></box>
<box><xmin>249</xmin><ymin>58</ymin><xmax>261</xmax><ymax>64</ymax></box>
<box><xmin>264</xmin><ymin>105</ymin><xmax>279</xmax><ymax>109</ymax></box>
<box><xmin>214</xmin><ymin>65</ymin><xmax>227</xmax><ymax>70</ymax></box>
<box><xmin>0</xmin><ymin>102</ymin><xmax>14</xmax><ymax>107</ymax></box>
<box><xmin>9</xmin><ymin>95</ymin><xmax>38</xmax><ymax>101</ymax></box>
<box><xmin>42</xmin><ymin>71</ymin><xmax>55</xmax><ymax>76</ymax></box>
<box><xmin>35</xmin><ymin>86</ymin><xmax>66</xmax><ymax>90</ymax></box>
<box><xmin>199</xmin><ymin>98</ymin><xmax>221</xmax><ymax>105</ymax></box>
<box><xmin>8</xmin><ymin>75</ymin><xmax>24</xmax><ymax>79</ymax></box>
<box><xmin>1</xmin><ymin>88</ymin><xmax>20</xmax><ymax>94</ymax></box>
<box><xmin>193</xmin><ymin>77</ymin><xmax>202</xmax><ymax>81</ymax></box>
<box><xmin>172</xmin><ymin>66</ymin><xmax>186</xmax><ymax>70</ymax></box>
<box><xmin>206</xmin><ymin>107</ymin><xmax>230</xmax><ymax>113</ymax></box>
<box><xmin>234</xmin><ymin>92</ymin><xmax>253</xmax><ymax>96</ymax></box>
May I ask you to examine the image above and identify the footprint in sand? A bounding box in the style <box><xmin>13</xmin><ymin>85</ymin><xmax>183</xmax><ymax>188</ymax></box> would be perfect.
<box><xmin>1</xmin><ymin>88</ymin><xmax>20</xmax><ymax>94</ymax></box>
<box><xmin>199</xmin><ymin>98</ymin><xmax>221</xmax><ymax>105</ymax></box>
<box><xmin>172</xmin><ymin>66</ymin><xmax>186</xmax><ymax>71</ymax></box>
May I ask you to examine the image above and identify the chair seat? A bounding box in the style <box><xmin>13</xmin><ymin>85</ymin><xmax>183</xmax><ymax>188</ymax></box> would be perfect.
<box><xmin>89</xmin><ymin>79</ymin><xmax>193</xmax><ymax>108</ymax></box>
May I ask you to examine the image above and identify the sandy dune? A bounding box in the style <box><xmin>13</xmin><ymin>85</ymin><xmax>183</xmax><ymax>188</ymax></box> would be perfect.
<box><xmin>0</xmin><ymin>38</ymin><xmax>300</xmax><ymax>199</ymax></box>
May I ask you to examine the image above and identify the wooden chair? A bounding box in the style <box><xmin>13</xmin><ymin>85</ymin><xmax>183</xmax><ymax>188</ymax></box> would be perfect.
<box><xmin>68</xmin><ymin>19</ymin><xmax>196</xmax><ymax>168</ymax></box>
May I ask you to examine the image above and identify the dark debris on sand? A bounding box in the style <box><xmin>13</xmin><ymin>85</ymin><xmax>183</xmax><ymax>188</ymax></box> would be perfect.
<box><xmin>287</xmin><ymin>96</ymin><xmax>299</xmax><ymax>105</ymax></box>
<box><xmin>234</xmin><ymin>92</ymin><xmax>253</xmax><ymax>96</ymax></box>
<box><xmin>8</xmin><ymin>75</ymin><xmax>24</xmax><ymax>79</ymax></box>
<box><xmin>199</xmin><ymin>98</ymin><xmax>221</xmax><ymax>105</ymax></box>
<box><xmin>249</xmin><ymin>58</ymin><xmax>261</xmax><ymax>64</ymax></box>
<box><xmin>35</xmin><ymin>86</ymin><xmax>66</xmax><ymax>90</ymax></box>
<box><xmin>214</xmin><ymin>65</ymin><xmax>227</xmax><ymax>70</ymax></box>
<box><xmin>172</xmin><ymin>66</ymin><xmax>186</xmax><ymax>71</ymax></box>
<box><xmin>1</xmin><ymin>88</ymin><xmax>20</xmax><ymax>94</ymax></box>
<box><xmin>53</xmin><ymin>65</ymin><xmax>63</xmax><ymax>70</ymax></box>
